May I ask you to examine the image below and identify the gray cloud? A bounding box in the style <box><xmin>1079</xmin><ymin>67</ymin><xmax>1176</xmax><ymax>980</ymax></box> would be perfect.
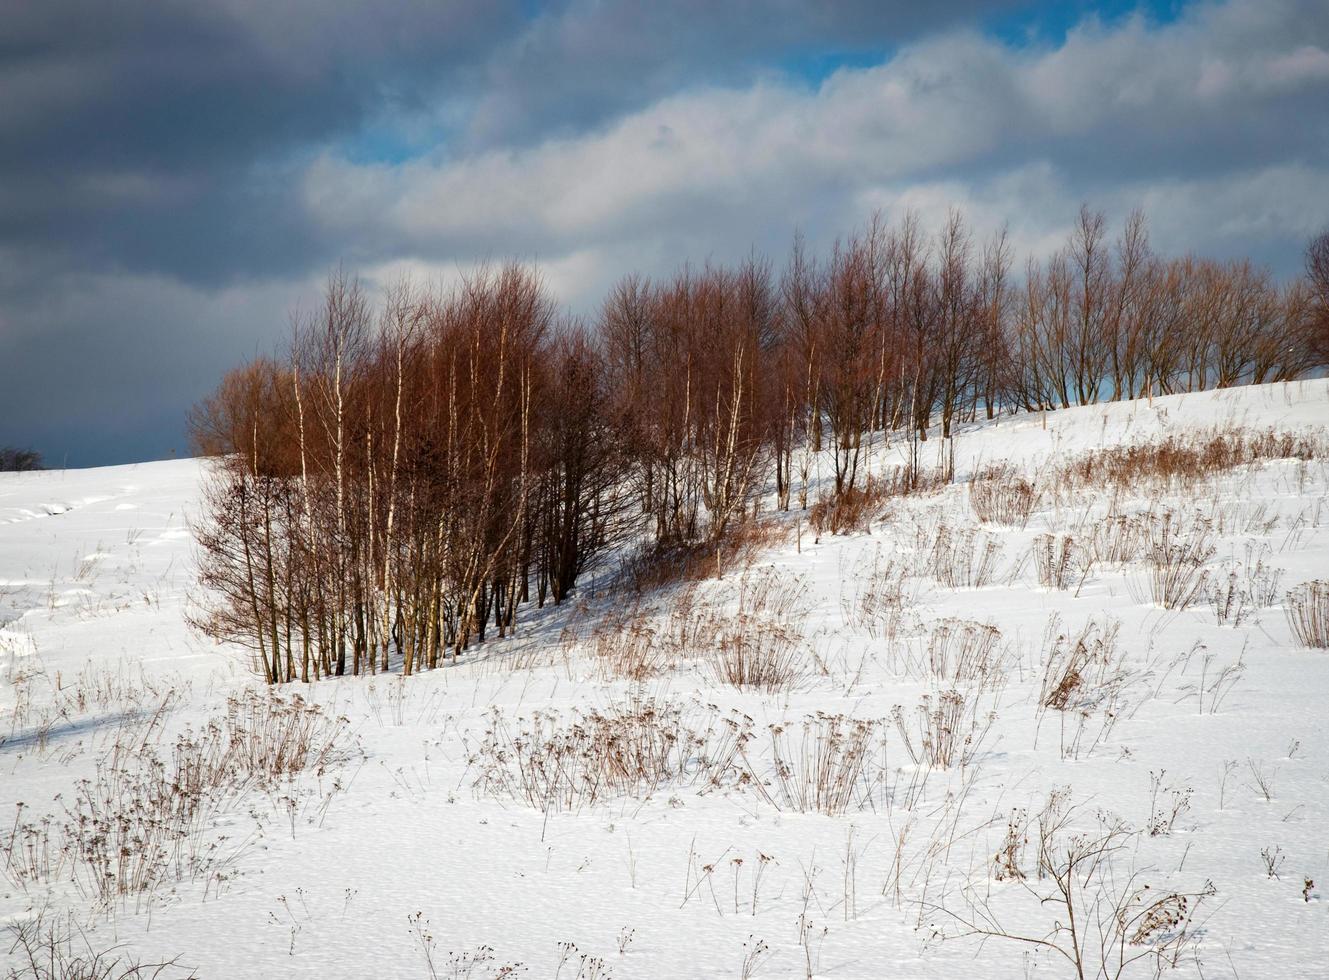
<box><xmin>0</xmin><ymin>1</ymin><xmax>1026</xmax><ymax>285</ymax></box>
<box><xmin>459</xmin><ymin>1</ymin><xmax>1031</xmax><ymax>148</ymax></box>
<box><xmin>0</xmin><ymin>1</ymin><xmax>523</xmax><ymax>286</ymax></box>
<box><xmin>0</xmin><ymin>250</ymin><xmax>314</xmax><ymax>465</ymax></box>
<box><xmin>2</xmin><ymin>0</ymin><xmax>1327</xmax><ymax>466</ymax></box>
<box><xmin>301</xmin><ymin>0</ymin><xmax>1329</xmax><ymax>268</ymax></box>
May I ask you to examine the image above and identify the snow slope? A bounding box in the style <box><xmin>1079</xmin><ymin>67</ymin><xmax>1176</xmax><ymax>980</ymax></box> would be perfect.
<box><xmin>2</xmin><ymin>381</ymin><xmax>1327</xmax><ymax>978</ymax></box>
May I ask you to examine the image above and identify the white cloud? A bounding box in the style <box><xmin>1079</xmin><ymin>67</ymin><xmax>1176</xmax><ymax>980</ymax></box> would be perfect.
<box><xmin>1265</xmin><ymin>45</ymin><xmax>1329</xmax><ymax>88</ymax></box>
<box><xmin>299</xmin><ymin>0</ymin><xmax>1329</xmax><ymax>291</ymax></box>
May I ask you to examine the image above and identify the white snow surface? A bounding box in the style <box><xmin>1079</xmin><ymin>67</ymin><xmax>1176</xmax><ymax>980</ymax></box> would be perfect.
<box><xmin>2</xmin><ymin>381</ymin><xmax>1328</xmax><ymax>977</ymax></box>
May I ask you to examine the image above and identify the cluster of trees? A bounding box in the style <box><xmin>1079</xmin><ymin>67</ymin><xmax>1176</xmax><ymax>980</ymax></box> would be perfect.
<box><xmin>0</xmin><ymin>447</ymin><xmax>44</xmax><ymax>472</ymax></box>
<box><xmin>190</xmin><ymin>267</ymin><xmax>637</xmax><ymax>682</ymax></box>
<box><xmin>1010</xmin><ymin>210</ymin><xmax>1321</xmax><ymax>408</ymax></box>
<box><xmin>191</xmin><ymin>209</ymin><xmax>1327</xmax><ymax>682</ymax></box>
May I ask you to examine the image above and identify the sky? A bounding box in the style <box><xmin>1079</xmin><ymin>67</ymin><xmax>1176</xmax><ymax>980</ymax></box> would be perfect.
<box><xmin>1</xmin><ymin>0</ymin><xmax>1327</xmax><ymax>467</ymax></box>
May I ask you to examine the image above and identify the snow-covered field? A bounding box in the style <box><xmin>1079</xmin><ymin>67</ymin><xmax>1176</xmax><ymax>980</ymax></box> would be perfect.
<box><xmin>3</xmin><ymin>381</ymin><xmax>1327</xmax><ymax>978</ymax></box>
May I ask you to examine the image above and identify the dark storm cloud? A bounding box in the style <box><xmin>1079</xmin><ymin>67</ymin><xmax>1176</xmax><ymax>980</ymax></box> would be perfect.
<box><xmin>0</xmin><ymin>0</ymin><xmax>524</xmax><ymax>283</ymax></box>
<box><xmin>0</xmin><ymin>1</ymin><xmax>522</xmax><ymax>172</ymax></box>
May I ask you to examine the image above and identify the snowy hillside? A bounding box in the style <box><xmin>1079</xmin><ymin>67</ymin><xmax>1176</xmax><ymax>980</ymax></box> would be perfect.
<box><xmin>3</xmin><ymin>381</ymin><xmax>1328</xmax><ymax>978</ymax></box>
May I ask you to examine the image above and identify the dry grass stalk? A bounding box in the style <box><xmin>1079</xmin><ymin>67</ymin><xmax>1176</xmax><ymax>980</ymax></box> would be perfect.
<box><xmin>1145</xmin><ymin>511</ymin><xmax>1215</xmax><ymax>609</ymax></box>
<box><xmin>1208</xmin><ymin>544</ymin><xmax>1283</xmax><ymax>626</ymax></box>
<box><xmin>2</xmin><ymin>690</ymin><xmax>352</xmax><ymax>909</ymax></box>
<box><xmin>891</xmin><ymin>689</ymin><xmax>994</xmax><ymax>770</ymax></box>
<box><xmin>839</xmin><ymin>552</ymin><xmax>912</xmax><ymax>642</ymax></box>
<box><xmin>992</xmin><ymin>809</ymin><xmax>1028</xmax><ymax>882</ymax></box>
<box><xmin>711</xmin><ymin>620</ymin><xmax>805</xmax><ymax>692</ymax></box>
<box><xmin>926</xmin><ymin>792</ymin><xmax>1214</xmax><ymax>979</ymax></box>
<box><xmin>903</xmin><ymin>618</ymin><xmax>1004</xmax><ymax>685</ymax></box>
<box><xmin>1038</xmin><ymin>615</ymin><xmax>1126</xmax><ymax>713</ymax></box>
<box><xmin>626</xmin><ymin>517</ymin><xmax>787</xmax><ymax>592</ymax></box>
<box><xmin>811</xmin><ymin>466</ymin><xmax>952</xmax><ymax>538</ymax></box>
<box><xmin>1031</xmin><ymin>533</ymin><xmax>1084</xmax><ymax>590</ymax></box>
<box><xmin>1085</xmin><ymin>513</ymin><xmax>1152</xmax><ymax>565</ymax></box>
<box><xmin>4</xmin><ymin>910</ymin><xmax>197</xmax><ymax>979</ymax></box>
<box><xmin>809</xmin><ymin>485</ymin><xmax>880</xmax><ymax>537</ymax></box>
<box><xmin>590</xmin><ymin>610</ymin><xmax>664</xmax><ymax>681</ymax></box>
<box><xmin>1058</xmin><ymin>426</ymin><xmax>1327</xmax><ymax>495</ymax></box>
<box><xmin>758</xmin><ymin>714</ymin><xmax>886</xmax><ymax>815</ymax></box>
<box><xmin>912</xmin><ymin>523</ymin><xmax>1003</xmax><ymax>589</ymax></box>
<box><xmin>969</xmin><ymin>467</ymin><xmax>1039</xmax><ymax>527</ymax></box>
<box><xmin>591</xmin><ymin>568</ymin><xmax>811</xmax><ymax>687</ymax></box>
<box><xmin>1286</xmin><ymin>580</ymin><xmax>1329</xmax><ymax>648</ymax></box>
<box><xmin>472</xmin><ymin>698</ymin><xmax>753</xmax><ymax>813</ymax></box>
<box><xmin>1204</xmin><ymin>500</ymin><xmax>1280</xmax><ymax>536</ymax></box>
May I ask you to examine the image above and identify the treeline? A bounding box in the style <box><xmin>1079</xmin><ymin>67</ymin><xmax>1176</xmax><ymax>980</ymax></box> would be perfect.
<box><xmin>190</xmin><ymin>208</ymin><xmax>1328</xmax><ymax>682</ymax></box>
<box><xmin>0</xmin><ymin>447</ymin><xmax>44</xmax><ymax>472</ymax></box>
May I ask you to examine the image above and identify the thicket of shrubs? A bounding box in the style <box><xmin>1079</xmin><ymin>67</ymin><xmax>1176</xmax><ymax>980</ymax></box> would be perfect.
<box><xmin>0</xmin><ymin>447</ymin><xmax>44</xmax><ymax>472</ymax></box>
<box><xmin>188</xmin><ymin>209</ymin><xmax>1329</xmax><ymax>682</ymax></box>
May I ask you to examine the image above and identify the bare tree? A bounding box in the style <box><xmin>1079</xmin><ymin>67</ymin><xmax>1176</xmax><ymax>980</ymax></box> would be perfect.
<box><xmin>1306</xmin><ymin>229</ymin><xmax>1329</xmax><ymax>365</ymax></box>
